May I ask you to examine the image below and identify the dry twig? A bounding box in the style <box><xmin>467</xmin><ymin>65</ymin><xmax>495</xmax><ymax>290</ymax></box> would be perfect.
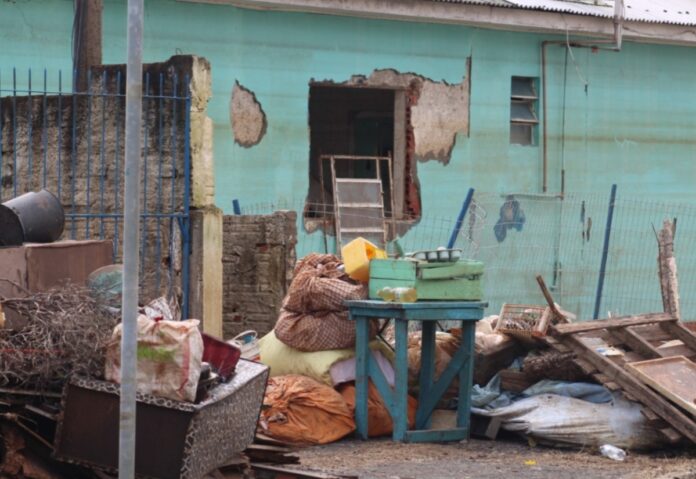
<box><xmin>0</xmin><ymin>285</ymin><xmax>118</xmax><ymax>392</ymax></box>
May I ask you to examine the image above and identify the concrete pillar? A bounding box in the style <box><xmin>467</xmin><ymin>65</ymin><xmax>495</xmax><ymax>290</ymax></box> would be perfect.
<box><xmin>189</xmin><ymin>207</ymin><xmax>223</xmax><ymax>337</ymax></box>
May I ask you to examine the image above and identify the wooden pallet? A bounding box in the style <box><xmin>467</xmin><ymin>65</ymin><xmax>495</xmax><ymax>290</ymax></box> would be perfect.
<box><xmin>545</xmin><ymin>312</ymin><xmax>696</xmax><ymax>444</ymax></box>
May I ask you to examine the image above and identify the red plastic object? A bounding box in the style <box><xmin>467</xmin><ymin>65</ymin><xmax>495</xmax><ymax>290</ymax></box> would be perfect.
<box><xmin>202</xmin><ymin>333</ymin><xmax>241</xmax><ymax>380</ymax></box>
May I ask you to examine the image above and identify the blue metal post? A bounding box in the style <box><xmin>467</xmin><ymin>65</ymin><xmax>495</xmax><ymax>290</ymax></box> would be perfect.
<box><xmin>447</xmin><ymin>188</ymin><xmax>475</xmax><ymax>249</ymax></box>
<box><xmin>593</xmin><ymin>184</ymin><xmax>618</xmax><ymax>319</ymax></box>
<box><xmin>232</xmin><ymin>199</ymin><xmax>241</xmax><ymax>215</ymax></box>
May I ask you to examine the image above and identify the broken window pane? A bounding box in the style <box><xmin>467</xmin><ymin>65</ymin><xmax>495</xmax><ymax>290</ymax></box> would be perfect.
<box><xmin>510</xmin><ymin>101</ymin><xmax>537</xmax><ymax>122</ymax></box>
<box><xmin>511</xmin><ymin>77</ymin><xmax>537</xmax><ymax>99</ymax></box>
<box><xmin>510</xmin><ymin>76</ymin><xmax>539</xmax><ymax>146</ymax></box>
<box><xmin>510</xmin><ymin>123</ymin><xmax>533</xmax><ymax>145</ymax></box>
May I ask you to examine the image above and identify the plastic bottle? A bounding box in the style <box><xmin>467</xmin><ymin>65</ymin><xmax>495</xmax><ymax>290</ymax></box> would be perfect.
<box><xmin>377</xmin><ymin>287</ymin><xmax>417</xmax><ymax>303</ymax></box>
<box><xmin>599</xmin><ymin>444</ymin><xmax>626</xmax><ymax>461</ymax></box>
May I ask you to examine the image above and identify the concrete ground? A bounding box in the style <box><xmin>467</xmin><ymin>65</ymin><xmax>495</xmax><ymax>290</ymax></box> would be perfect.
<box><xmin>291</xmin><ymin>438</ymin><xmax>696</xmax><ymax>479</ymax></box>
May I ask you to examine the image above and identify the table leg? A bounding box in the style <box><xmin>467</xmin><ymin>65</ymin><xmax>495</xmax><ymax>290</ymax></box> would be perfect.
<box><xmin>416</xmin><ymin>321</ymin><xmax>436</xmax><ymax>429</ymax></box>
<box><xmin>355</xmin><ymin>316</ymin><xmax>370</xmax><ymax>440</ymax></box>
<box><xmin>456</xmin><ymin>322</ymin><xmax>476</xmax><ymax>434</ymax></box>
<box><xmin>393</xmin><ymin>319</ymin><xmax>409</xmax><ymax>441</ymax></box>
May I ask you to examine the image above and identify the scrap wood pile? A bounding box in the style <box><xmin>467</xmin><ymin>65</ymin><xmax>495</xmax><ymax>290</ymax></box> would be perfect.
<box><xmin>469</xmin><ymin>221</ymin><xmax>696</xmax><ymax>452</ymax></box>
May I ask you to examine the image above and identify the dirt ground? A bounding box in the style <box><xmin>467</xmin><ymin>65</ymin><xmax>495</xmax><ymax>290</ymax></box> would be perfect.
<box><xmin>292</xmin><ymin>437</ymin><xmax>696</xmax><ymax>479</ymax></box>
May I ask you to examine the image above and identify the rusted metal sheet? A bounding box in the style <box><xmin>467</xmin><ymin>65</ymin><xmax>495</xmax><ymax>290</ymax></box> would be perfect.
<box><xmin>54</xmin><ymin>360</ymin><xmax>269</xmax><ymax>479</ymax></box>
<box><xmin>0</xmin><ymin>240</ymin><xmax>113</xmax><ymax>299</ymax></box>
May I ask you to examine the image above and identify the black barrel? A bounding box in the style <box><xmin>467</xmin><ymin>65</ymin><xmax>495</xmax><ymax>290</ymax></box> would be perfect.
<box><xmin>0</xmin><ymin>190</ymin><xmax>65</xmax><ymax>245</ymax></box>
<box><xmin>0</xmin><ymin>204</ymin><xmax>24</xmax><ymax>247</ymax></box>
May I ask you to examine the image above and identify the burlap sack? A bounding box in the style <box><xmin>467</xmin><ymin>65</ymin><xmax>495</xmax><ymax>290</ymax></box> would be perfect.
<box><xmin>258</xmin><ymin>375</ymin><xmax>355</xmax><ymax>445</ymax></box>
<box><xmin>275</xmin><ymin>253</ymin><xmax>376</xmax><ymax>351</ymax></box>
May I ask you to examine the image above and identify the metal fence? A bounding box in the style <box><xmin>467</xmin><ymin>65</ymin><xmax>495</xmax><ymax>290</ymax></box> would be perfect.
<box><xmin>0</xmin><ymin>68</ymin><xmax>192</xmax><ymax>316</ymax></box>
<box><xmin>239</xmin><ymin>188</ymin><xmax>696</xmax><ymax>322</ymax></box>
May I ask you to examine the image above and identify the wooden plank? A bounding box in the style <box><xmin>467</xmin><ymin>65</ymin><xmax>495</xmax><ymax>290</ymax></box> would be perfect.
<box><xmin>574</xmin><ymin>358</ymin><xmax>597</xmax><ymax>375</ymax></box>
<box><xmin>609</xmin><ymin>327</ymin><xmax>664</xmax><ymax>359</ymax></box>
<box><xmin>632</xmin><ymin>324</ymin><xmax>672</xmax><ymax>342</ymax></box>
<box><xmin>626</xmin><ymin>356</ymin><xmax>696</xmax><ymax>417</ymax></box>
<box><xmin>660</xmin><ymin>427</ymin><xmax>684</xmax><ymax>444</ymax></box>
<box><xmin>251</xmin><ymin>464</ymin><xmax>356</xmax><ymax>479</ymax></box>
<box><xmin>560</xmin><ymin>334</ymin><xmax>696</xmax><ymax>443</ymax></box>
<box><xmin>660</xmin><ymin>322</ymin><xmax>696</xmax><ymax>351</ymax></box>
<box><xmin>551</xmin><ymin>313</ymin><xmax>676</xmax><ymax>336</ymax></box>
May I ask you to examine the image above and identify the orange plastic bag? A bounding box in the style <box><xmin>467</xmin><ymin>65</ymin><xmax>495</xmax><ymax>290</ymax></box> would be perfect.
<box><xmin>259</xmin><ymin>375</ymin><xmax>355</xmax><ymax>445</ymax></box>
<box><xmin>338</xmin><ymin>381</ymin><xmax>417</xmax><ymax>437</ymax></box>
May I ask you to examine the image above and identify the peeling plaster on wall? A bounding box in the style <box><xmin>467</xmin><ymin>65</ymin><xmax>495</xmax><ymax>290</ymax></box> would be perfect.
<box><xmin>322</xmin><ymin>67</ymin><xmax>470</xmax><ymax>164</ymax></box>
<box><xmin>412</xmin><ymin>79</ymin><xmax>469</xmax><ymax>163</ymax></box>
<box><xmin>230</xmin><ymin>81</ymin><xmax>267</xmax><ymax>148</ymax></box>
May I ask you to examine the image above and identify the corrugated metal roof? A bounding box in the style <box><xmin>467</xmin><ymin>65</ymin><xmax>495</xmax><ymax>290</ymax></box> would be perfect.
<box><xmin>431</xmin><ymin>0</ymin><xmax>696</xmax><ymax>26</ymax></box>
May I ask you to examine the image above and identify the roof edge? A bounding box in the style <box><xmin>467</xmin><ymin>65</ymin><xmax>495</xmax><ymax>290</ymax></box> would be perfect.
<box><xmin>177</xmin><ymin>0</ymin><xmax>696</xmax><ymax>47</ymax></box>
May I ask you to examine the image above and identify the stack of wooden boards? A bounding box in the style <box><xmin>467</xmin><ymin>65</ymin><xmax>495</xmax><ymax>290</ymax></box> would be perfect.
<box><xmin>543</xmin><ymin>312</ymin><xmax>696</xmax><ymax>445</ymax></box>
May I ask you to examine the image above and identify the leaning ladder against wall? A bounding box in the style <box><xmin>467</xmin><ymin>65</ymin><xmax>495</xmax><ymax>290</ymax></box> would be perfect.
<box><xmin>0</xmin><ymin>67</ymin><xmax>193</xmax><ymax>317</ymax></box>
<box><xmin>319</xmin><ymin>155</ymin><xmax>394</xmax><ymax>254</ymax></box>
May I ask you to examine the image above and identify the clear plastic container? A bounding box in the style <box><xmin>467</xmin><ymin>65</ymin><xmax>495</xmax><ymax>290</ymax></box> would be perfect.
<box><xmin>377</xmin><ymin>287</ymin><xmax>417</xmax><ymax>303</ymax></box>
<box><xmin>599</xmin><ymin>444</ymin><xmax>626</xmax><ymax>461</ymax></box>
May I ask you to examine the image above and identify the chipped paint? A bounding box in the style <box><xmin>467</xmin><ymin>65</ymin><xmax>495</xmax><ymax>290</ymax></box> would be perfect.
<box><xmin>230</xmin><ymin>81</ymin><xmax>267</xmax><ymax>148</ymax></box>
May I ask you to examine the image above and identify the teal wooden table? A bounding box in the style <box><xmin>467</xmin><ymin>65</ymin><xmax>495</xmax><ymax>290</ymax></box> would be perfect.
<box><xmin>346</xmin><ymin>300</ymin><xmax>487</xmax><ymax>443</ymax></box>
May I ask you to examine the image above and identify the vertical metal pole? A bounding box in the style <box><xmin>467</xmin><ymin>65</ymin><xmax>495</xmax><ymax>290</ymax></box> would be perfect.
<box><xmin>119</xmin><ymin>0</ymin><xmax>143</xmax><ymax>477</ymax></box>
<box><xmin>593</xmin><ymin>184</ymin><xmax>617</xmax><ymax>320</ymax></box>
<box><xmin>447</xmin><ymin>188</ymin><xmax>475</xmax><ymax>249</ymax></box>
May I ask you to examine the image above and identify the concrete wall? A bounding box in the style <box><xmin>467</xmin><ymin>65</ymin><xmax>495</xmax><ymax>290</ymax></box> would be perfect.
<box><xmin>222</xmin><ymin>212</ymin><xmax>297</xmax><ymax>339</ymax></box>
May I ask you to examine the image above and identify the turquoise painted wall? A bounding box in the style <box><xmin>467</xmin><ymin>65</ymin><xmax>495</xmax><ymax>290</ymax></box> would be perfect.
<box><xmin>98</xmin><ymin>0</ymin><xmax>696</xmax><ymax>318</ymax></box>
<box><xmin>0</xmin><ymin>0</ymin><xmax>74</xmax><ymax>90</ymax></box>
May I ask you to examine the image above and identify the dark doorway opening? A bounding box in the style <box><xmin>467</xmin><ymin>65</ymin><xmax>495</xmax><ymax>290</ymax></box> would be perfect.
<box><xmin>306</xmin><ymin>85</ymin><xmax>395</xmax><ymax>220</ymax></box>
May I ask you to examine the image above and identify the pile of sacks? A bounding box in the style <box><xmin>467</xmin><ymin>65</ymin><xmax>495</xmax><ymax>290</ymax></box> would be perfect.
<box><xmin>257</xmin><ymin>253</ymin><xmax>416</xmax><ymax>445</ymax></box>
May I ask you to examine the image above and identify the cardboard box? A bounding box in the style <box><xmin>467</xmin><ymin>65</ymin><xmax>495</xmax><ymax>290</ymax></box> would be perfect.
<box><xmin>0</xmin><ymin>240</ymin><xmax>114</xmax><ymax>298</ymax></box>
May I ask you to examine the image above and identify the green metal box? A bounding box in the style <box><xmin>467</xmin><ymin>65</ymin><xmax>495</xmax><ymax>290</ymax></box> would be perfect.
<box><xmin>368</xmin><ymin>259</ymin><xmax>483</xmax><ymax>301</ymax></box>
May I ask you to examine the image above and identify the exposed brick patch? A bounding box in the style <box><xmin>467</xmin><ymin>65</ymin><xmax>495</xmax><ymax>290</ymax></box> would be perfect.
<box><xmin>222</xmin><ymin>211</ymin><xmax>297</xmax><ymax>339</ymax></box>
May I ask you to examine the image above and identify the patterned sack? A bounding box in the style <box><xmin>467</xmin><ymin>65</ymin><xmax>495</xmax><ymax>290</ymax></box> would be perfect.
<box><xmin>275</xmin><ymin>253</ymin><xmax>375</xmax><ymax>352</ymax></box>
<box><xmin>105</xmin><ymin>315</ymin><xmax>204</xmax><ymax>402</ymax></box>
<box><xmin>283</xmin><ymin>254</ymin><xmax>366</xmax><ymax>313</ymax></box>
